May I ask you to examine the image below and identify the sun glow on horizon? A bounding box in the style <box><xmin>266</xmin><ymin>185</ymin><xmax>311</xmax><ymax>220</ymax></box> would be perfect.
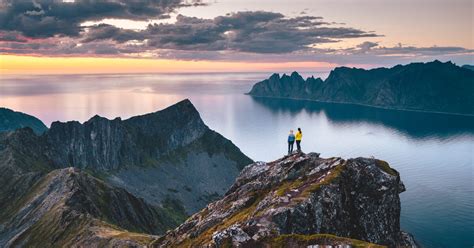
<box><xmin>0</xmin><ymin>55</ymin><xmax>339</xmax><ymax>75</ymax></box>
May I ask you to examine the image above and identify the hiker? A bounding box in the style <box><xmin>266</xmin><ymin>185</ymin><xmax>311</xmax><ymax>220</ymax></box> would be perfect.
<box><xmin>295</xmin><ymin>128</ymin><xmax>302</xmax><ymax>152</ymax></box>
<box><xmin>287</xmin><ymin>130</ymin><xmax>295</xmax><ymax>154</ymax></box>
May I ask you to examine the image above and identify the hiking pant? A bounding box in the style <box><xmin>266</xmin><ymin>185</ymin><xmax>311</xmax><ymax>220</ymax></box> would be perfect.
<box><xmin>288</xmin><ymin>141</ymin><xmax>294</xmax><ymax>154</ymax></box>
<box><xmin>296</xmin><ymin>140</ymin><xmax>301</xmax><ymax>151</ymax></box>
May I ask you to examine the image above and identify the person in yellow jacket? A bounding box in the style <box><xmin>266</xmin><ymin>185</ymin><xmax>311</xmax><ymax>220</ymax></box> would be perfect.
<box><xmin>295</xmin><ymin>128</ymin><xmax>302</xmax><ymax>152</ymax></box>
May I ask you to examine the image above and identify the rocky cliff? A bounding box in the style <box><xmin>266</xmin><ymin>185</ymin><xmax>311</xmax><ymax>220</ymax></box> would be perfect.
<box><xmin>0</xmin><ymin>108</ymin><xmax>48</xmax><ymax>134</ymax></box>
<box><xmin>154</xmin><ymin>153</ymin><xmax>417</xmax><ymax>248</ymax></box>
<box><xmin>248</xmin><ymin>60</ymin><xmax>474</xmax><ymax>115</ymax></box>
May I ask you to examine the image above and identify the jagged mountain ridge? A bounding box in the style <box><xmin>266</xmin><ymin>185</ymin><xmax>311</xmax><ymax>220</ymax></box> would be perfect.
<box><xmin>248</xmin><ymin>60</ymin><xmax>474</xmax><ymax>115</ymax></box>
<box><xmin>154</xmin><ymin>153</ymin><xmax>417</xmax><ymax>248</ymax></box>
<box><xmin>0</xmin><ymin>107</ymin><xmax>48</xmax><ymax>134</ymax></box>
<box><xmin>1</xmin><ymin>99</ymin><xmax>252</xmax><ymax>214</ymax></box>
<box><xmin>46</xmin><ymin>98</ymin><xmax>210</xmax><ymax>171</ymax></box>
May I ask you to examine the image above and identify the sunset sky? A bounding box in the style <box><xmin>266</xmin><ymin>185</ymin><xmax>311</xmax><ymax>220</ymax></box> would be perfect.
<box><xmin>0</xmin><ymin>0</ymin><xmax>472</xmax><ymax>74</ymax></box>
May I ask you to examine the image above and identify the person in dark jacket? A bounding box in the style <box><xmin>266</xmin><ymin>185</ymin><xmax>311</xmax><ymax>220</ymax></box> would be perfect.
<box><xmin>288</xmin><ymin>130</ymin><xmax>295</xmax><ymax>154</ymax></box>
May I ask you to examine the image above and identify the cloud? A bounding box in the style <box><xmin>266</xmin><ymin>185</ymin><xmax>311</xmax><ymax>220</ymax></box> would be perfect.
<box><xmin>81</xmin><ymin>11</ymin><xmax>378</xmax><ymax>54</ymax></box>
<box><xmin>0</xmin><ymin>2</ymin><xmax>471</xmax><ymax>67</ymax></box>
<box><xmin>0</xmin><ymin>0</ymin><xmax>201</xmax><ymax>37</ymax></box>
<box><xmin>0</xmin><ymin>31</ymin><xmax>27</xmax><ymax>42</ymax></box>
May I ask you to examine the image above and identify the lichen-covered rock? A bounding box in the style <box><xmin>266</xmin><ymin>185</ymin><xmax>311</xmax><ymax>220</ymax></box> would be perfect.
<box><xmin>154</xmin><ymin>153</ymin><xmax>418</xmax><ymax>248</ymax></box>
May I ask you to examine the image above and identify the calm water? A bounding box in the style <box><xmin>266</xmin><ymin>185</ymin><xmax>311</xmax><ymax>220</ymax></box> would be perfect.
<box><xmin>1</xmin><ymin>73</ymin><xmax>473</xmax><ymax>247</ymax></box>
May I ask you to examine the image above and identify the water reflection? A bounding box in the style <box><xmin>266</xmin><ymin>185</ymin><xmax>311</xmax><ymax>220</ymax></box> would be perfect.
<box><xmin>251</xmin><ymin>97</ymin><xmax>474</xmax><ymax>139</ymax></box>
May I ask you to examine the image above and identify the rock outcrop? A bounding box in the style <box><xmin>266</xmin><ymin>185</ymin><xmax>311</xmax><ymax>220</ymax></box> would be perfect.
<box><xmin>154</xmin><ymin>153</ymin><xmax>418</xmax><ymax>248</ymax></box>
<box><xmin>0</xmin><ymin>107</ymin><xmax>48</xmax><ymax>134</ymax></box>
<box><xmin>248</xmin><ymin>60</ymin><xmax>474</xmax><ymax>115</ymax></box>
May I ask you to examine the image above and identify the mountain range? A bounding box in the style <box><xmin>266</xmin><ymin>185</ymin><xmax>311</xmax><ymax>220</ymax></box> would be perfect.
<box><xmin>248</xmin><ymin>60</ymin><xmax>474</xmax><ymax>115</ymax></box>
<box><xmin>0</xmin><ymin>99</ymin><xmax>252</xmax><ymax>246</ymax></box>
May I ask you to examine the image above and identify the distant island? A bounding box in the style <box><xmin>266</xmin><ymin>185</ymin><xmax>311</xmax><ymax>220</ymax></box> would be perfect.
<box><xmin>248</xmin><ymin>60</ymin><xmax>474</xmax><ymax>115</ymax></box>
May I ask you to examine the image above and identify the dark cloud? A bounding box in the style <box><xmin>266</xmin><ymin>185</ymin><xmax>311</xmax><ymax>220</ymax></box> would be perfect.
<box><xmin>0</xmin><ymin>0</ymin><xmax>201</xmax><ymax>37</ymax></box>
<box><xmin>81</xmin><ymin>11</ymin><xmax>378</xmax><ymax>54</ymax></box>
<box><xmin>0</xmin><ymin>31</ymin><xmax>27</xmax><ymax>42</ymax></box>
<box><xmin>83</xmin><ymin>24</ymin><xmax>146</xmax><ymax>43</ymax></box>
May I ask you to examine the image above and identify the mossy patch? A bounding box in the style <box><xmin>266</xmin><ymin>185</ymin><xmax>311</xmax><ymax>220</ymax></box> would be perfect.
<box><xmin>267</xmin><ymin>234</ymin><xmax>386</xmax><ymax>248</ymax></box>
<box><xmin>375</xmin><ymin>159</ymin><xmax>398</xmax><ymax>176</ymax></box>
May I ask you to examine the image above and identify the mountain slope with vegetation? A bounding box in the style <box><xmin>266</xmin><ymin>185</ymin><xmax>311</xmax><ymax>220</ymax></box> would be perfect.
<box><xmin>0</xmin><ymin>108</ymin><xmax>48</xmax><ymax>134</ymax></box>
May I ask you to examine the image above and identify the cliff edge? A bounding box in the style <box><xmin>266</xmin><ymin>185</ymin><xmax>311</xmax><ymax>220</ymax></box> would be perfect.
<box><xmin>154</xmin><ymin>152</ymin><xmax>417</xmax><ymax>247</ymax></box>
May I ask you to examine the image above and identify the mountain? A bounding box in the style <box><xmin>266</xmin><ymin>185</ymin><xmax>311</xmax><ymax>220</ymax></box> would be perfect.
<box><xmin>0</xmin><ymin>108</ymin><xmax>48</xmax><ymax>134</ymax></box>
<box><xmin>45</xmin><ymin>99</ymin><xmax>252</xmax><ymax>213</ymax></box>
<box><xmin>248</xmin><ymin>60</ymin><xmax>474</xmax><ymax>115</ymax></box>
<box><xmin>153</xmin><ymin>153</ymin><xmax>418</xmax><ymax>247</ymax></box>
<box><xmin>0</xmin><ymin>99</ymin><xmax>252</xmax><ymax>246</ymax></box>
<box><xmin>462</xmin><ymin>64</ymin><xmax>474</xmax><ymax>71</ymax></box>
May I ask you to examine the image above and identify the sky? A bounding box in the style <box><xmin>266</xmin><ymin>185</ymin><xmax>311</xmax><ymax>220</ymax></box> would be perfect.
<box><xmin>0</xmin><ymin>0</ymin><xmax>472</xmax><ymax>74</ymax></box>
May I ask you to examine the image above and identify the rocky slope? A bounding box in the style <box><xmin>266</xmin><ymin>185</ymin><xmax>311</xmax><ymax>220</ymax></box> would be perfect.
<box><xmin>0</xmin><ymin>167</ymin><xmax>183</xmax><ymax>247</ymax></box>
<box><xmin>248</xmin><ymin>60</ymin><xmax>474</xmax><ymax>115</ymax></box>
<box><xmin>0</xmin><ymin>107</ymin><xmax>48</xmax><ymax>134</ymax></box>
<box><xmin>154</xmin><ymin>152</ymin><xmax>417</xmax><ymax>248</ymax></box>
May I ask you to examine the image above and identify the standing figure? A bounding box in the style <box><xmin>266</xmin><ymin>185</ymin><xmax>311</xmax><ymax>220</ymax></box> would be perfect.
<box><xmin>288</xmin><ymin>130</ymin><xmax>295</xmax><ymax>154</ymax></box>
<box><xmin>295</xmin><ymin>128</ymin><xmax>302</xmax><ymax>152</ymax></box>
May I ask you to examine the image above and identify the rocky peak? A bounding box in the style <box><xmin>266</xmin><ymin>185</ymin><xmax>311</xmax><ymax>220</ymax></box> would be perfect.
<box><xmin>155</xmin><ymin>152</ymin><xmax>417</xmax><ymax>247</ymax></box>
<box><xmin>45</xmin><ymin>99</ymin><xmax>209</xmax><ymax>171</ymax></box>
<box><xmin>290</xmin><ymin>71</ymin><xmax>303</xmax><ymax>81</ymax></box>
